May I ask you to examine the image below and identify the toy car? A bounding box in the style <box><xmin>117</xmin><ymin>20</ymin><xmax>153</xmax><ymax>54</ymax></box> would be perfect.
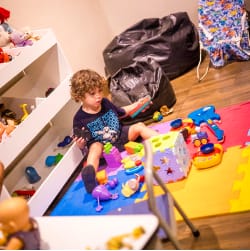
<box><xmin>191</xmin><ymin>131</ymin><xmax>208</xmax><ymax>147</ymax></box>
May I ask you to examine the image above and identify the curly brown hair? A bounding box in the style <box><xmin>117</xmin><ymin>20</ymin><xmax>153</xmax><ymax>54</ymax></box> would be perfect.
<box><xmin>70</xmin><ymin>69</ymin><xmax>106</xmax><ymax>102</ymax></box>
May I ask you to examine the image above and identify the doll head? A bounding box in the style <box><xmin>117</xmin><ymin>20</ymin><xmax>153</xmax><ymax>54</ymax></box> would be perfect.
<box><xmin>0</xmin><ymin>197</ymin><xmax>31</xmax><ymax>235</ymax></box>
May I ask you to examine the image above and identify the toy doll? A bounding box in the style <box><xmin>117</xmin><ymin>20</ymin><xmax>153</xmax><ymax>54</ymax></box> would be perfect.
<box><xmin>0</xmin><ymin>197</ymin><xmax>41</xmax><ymax>249</ymax></box>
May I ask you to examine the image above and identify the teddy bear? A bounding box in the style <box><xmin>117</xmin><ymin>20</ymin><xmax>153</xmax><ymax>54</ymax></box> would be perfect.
<box><xmin>10</xmin><ymin>30</ymin><xmax>33</xmax><ymax>47</ymax></box>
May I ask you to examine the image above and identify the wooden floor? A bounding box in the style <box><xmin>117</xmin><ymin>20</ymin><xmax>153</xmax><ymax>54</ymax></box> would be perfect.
<box><xmin>158</xmin><ymin>57</ymin><xmax>250</xmax><ymax>250</ymax></box>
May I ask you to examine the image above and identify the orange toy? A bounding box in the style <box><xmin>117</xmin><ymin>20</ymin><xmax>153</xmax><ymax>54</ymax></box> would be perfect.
<box><xmin>0</xmin><ymin>48</ymin><xmax>11</xmax><ymax>63</ymax></box>
<box><xmin>96</xmin><ymin>169</ymin><xmax>108</xmax><ymax>185</ymax></box>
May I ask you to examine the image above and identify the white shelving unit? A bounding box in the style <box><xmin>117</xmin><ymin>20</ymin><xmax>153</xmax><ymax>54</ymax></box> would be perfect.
<box><xmin>0</xmin><ymin>28</ymin><xmax>83</xmax><ymax>216</ymax></box>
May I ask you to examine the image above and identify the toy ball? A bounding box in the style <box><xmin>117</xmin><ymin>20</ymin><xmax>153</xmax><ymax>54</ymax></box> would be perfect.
<box><xmin>25</xmin><ymin>166</ymin><xmax>41</xmax><ymax>184</ymax></box>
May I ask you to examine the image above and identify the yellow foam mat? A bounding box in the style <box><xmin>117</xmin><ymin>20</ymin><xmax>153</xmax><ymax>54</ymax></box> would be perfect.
<box><xmin>230</xmin><ymin>146</ymin><xmax>250</xmax><ymax>212</ymax></box>
<box><xmin>136</xmin><ymin>145</ymin><xmax>248</xmax><ymax>221</ymax></box>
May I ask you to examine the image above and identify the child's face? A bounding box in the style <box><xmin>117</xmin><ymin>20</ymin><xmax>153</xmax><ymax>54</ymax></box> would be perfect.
<box><xmin>82</xmin><ymin>88</ymin><xmax>103</xmax><ymax>110</ymax></box>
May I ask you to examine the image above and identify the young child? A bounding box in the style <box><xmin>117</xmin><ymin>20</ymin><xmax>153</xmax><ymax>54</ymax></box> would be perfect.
<box><xmin>70</xmin><ymin>69</ymin><xmax>159</xmax><ymax>193</ymax></box>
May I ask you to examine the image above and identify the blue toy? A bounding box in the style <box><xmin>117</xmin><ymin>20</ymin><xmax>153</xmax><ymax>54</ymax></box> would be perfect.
<box><xmin>188</xmin><ymin>105</ymin><xmax>224</xmax><ymax>142</ymax></box>
<box><xmin>25</xmin><ymin>166</ymin><xmax>41</xmax><ymax>184</ymax></box>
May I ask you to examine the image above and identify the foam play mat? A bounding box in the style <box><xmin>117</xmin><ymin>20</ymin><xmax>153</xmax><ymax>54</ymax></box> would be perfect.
<box><xmin>50</xmin><ymin>101</ymin><xmax>250</xmax><ymax>221</ymax></box>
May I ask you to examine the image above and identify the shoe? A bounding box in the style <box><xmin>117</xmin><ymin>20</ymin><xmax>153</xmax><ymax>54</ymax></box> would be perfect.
<box><xmin>81</xmin><ymin>165</ymin><xmax>97</xmax><ymax>193</ymax></box>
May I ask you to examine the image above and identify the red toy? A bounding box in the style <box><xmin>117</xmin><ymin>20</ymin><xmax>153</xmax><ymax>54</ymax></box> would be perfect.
<box><xmin>0</xmin><ymin>7</ymin><xmax>10</xmax><ymax>24</ymax></box>
<box><xmin>0</xmin><ymin>48</ymin><xmax>11</xmax><ymax>63</ymax></box>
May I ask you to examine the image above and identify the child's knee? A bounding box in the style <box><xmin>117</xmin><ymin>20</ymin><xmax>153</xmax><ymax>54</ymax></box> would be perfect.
<box><xmin>89</xmin><ymin>142</ymin><xmax>103</xmax><ymax>154</ymax></box>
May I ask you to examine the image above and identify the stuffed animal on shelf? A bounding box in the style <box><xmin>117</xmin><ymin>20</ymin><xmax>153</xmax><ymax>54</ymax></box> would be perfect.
<box><xmin>0</xmin><ymin>197</ymin><xmax>41</xmax><ymax>249</ymax></box>
<box><xmin>10</xmin><ymin>30</ymin><xmax>33</xmax><ymax>47</ymax></box>
<box><xmin>0</xmin><ymin>6</ymin><xmax>12</xmax><ymax>33</ymax></box>
<box><xmin>0</xmin><ymin>26</ymin><xmax>13</xmax><ymax>48</ymax></box>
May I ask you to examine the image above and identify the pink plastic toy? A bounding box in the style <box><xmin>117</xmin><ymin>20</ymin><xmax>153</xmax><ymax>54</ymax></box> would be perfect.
<box><xmin>102</xmin><ymin>142</ymin><xmax>122</xmax><ymax>169</ymax></box>
<box><xmin>92</xmin><ymin>182</ymin><xmax>119</xmax><ymax>212</ymax></box>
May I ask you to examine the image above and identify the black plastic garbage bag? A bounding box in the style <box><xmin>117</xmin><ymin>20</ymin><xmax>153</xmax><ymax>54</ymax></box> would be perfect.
<box><xmin>103</xmin><ymin>12</ymin><xmax>199</xmax><ymax>80</ymax></box>
<box><xmin>109</xmin><ymin>59</ymin><xmax>176</xmax><ymax>125</ymax></box>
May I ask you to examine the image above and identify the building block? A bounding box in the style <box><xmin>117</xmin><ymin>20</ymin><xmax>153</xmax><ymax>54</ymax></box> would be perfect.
<box><xmin>124</xmin><ymin>141</ymin><xmax>144</xmax><ymax>155</ymax></box>
<box><xmin>96</xmin><ymin>169</ymin><xmax>108</xmax><ymax>185</ymax></box>
<box><xmin>102</xmin><ymin>143</ymin><xmax>122</xmax><ymax>169</ymax></box>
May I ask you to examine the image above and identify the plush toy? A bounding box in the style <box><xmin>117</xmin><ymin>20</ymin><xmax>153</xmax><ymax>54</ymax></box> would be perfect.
<box><xmin>10</xmin><ymin>30</ymin><xmax>33</xmax><ymax>47</ymax></box>
<box><xmin>0</xmin><ymin>26</ymin><xmax>12</xmax><ymax>48</ymax></box>
<box><xmin>0</xmin><ymin>6</ymin><xmax>12</xmax><ymax>33</ymax></box>
<box><xmin>0</xmin><ymin>7</ymin><xmax>10</xmax><ymax>24</ymax></box>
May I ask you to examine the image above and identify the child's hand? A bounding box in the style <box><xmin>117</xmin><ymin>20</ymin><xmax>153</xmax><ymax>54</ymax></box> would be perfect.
<box><xmin>73</xmin><ymin>136</ymin><xmax>86</xmax><ymax>150</ymax></box>
<box><xmin>73</xmin><ymin>127</ymin><xmax>87</xmax><ymax>149</ymax></box>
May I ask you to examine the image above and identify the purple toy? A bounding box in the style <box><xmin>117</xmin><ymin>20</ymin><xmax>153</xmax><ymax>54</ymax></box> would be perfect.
<box><xmin>102</xmin><ymin>143</ymin><xmax>122</xmax><ymax>169</ymax></box>
<box><xmin>92</xmin><ymin>184</ymin><xmax>119</xmax><ymax>212</ymax></box>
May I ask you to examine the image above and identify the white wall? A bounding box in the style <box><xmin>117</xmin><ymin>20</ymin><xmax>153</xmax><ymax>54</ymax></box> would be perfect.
<box><xmin>1</xmin><ymin>0</ymin><xmax>198</xmax><ymax>75</ymax></box>
<box><xmin>99</xmin><ymin>0</ymin><xmax>198</xmax><ymax>36</ymax></box>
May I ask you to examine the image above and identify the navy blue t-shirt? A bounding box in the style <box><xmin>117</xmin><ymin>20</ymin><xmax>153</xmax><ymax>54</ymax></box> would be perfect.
<box><xmin>73</xmin><ymin>98</ymin><xmax>127</xmax><ymax>149</ymax></box>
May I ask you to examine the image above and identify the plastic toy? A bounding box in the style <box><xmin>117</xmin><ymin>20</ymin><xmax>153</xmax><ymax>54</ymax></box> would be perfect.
<box><xmin>144</xmin><ymin>131</ymin><xmax>191</xmax><ymax>184</ymax></box>
<box><xmin>170</xmin><ymin>118</ymin><xmax>196</xmax><ymax>135</ymax></box>
<box><xmin>105</xmin><ymin>226</ymin><xmax>145</xmax><ymax>250</ymax></box>
<box><xmin>128</xmin><ymin>95</ymin><xmax>151</xmax><ymax>118</ymax></box>
<box><xmin>45</xmin><ymin>153</ymin><xmax>63</xmax><ymax>167</ymax></box>
<box><xmin>20</xmin><ymin>103</ymin><xmax>29</xmax><ymax>122</ymax></box>
<box><xmin>102</xmin><ymin>142</ymin><xmax>122</xmax><ymax>169</ymax></box>
<box><xmin>125</xmin><ymin>165</ymin><xmax>144</xmax><ymax>175</ymax></box>
<box><xmin>57</xmin><ymin>135</ymin><xmax>73</xmax><ymax>147</ymax></box>
<box><xmin>73</xmin><ymin>126</ymin><xmax>91</xmax><ymax>141</ymax></box>
<box><xmin>121</xmin><ymin>154</ymin><xmax>143</xmax><ymax>170</ymax></box>
<box><xmin>0</xmin><ymin>197</ymin><xmax>41</xmax><ymax>249</ymax></box>
<box><xmin>153</xmin><ymin>111</ymin><xmax>163</xmax><ymax>121</ymax></box>
<box><xmin>124</xmin><ymin>141</ymin><xmax>144</xmax><ymax>154</ymax></box>
<box><xmin>188</xmin><ymin>105</ymin><xmax>225</xmax><ymax>142</ymax></box>
<box><xmin>12</xmin><ymin>188</ymin><xmax>36</xmax><ymax>199</ymax></box>
<box><xmin>192</xmin><ymin>143</ymin><xmax>223</xmax><ymax>169</ymax></box>
<box><xmin>92</xmin><ymin>183</ymin><xmax>119</xmax><ymax>212</ymax></box>
<box><xmin>96</xmin><ymin>169</ymin><xmax>108</xmax><ymax>185</ymax></box>
<box><xmin>191</xmin><ymin>131</ymin><xmax>208</xmax><ymax>147</ymax></box>
<box><xmin>160</xmin><ymin>105</ymin><xmax>174</xmax><ymax>116</ymax></box>
<box><xmin>121</xmin><ymin>174</ymin><xmax>141</xmax><ymax>197</ymax></box>
<box><xmin>25</xmin><ymin>166</ymin><xmax>41</xmax><ymax>184</ymax></box>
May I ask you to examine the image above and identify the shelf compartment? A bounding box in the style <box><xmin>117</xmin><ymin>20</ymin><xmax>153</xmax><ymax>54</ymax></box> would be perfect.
<box><xmin>3</xmin><ymin>99</ymin><xmax>83</xmax><ymax>216</ymax></box>
<box><xmin>0</xmin><ymin>29</ymin><xmax>60</xmax><ymax>90</ymax></box>
<box><xmin>0</xmin><ymin>77</ymin><xmax>73</xmax><ymax>167</ymax></box>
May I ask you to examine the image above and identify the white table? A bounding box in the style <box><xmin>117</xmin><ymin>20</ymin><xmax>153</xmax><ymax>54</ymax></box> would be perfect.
<box><xmin>36</xmin><ymin>214</ymin><xmax>160</xmax><ymax>250</ymax></box>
